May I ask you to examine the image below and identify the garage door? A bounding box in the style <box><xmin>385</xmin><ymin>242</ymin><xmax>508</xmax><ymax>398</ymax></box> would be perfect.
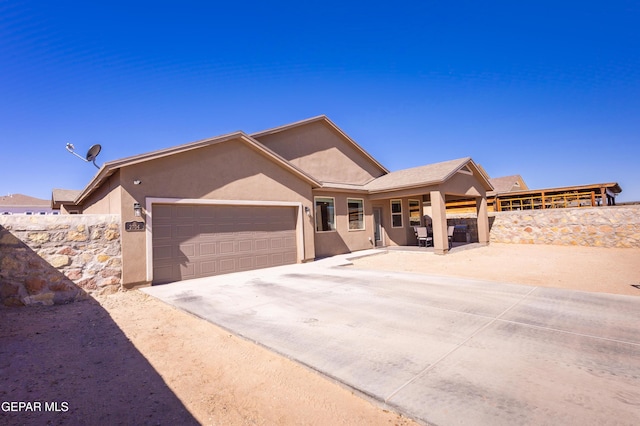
<box><xmin>152</xmin><ymin>204</ymin><xmax>298</xmax><ymax>284</ymax></box>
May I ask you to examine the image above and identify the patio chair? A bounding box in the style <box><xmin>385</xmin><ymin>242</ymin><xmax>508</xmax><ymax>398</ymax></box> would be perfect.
<box><xmin>447</xmin><ymin>225</ymin><xmax>455</xmax><ymax>249</ymax></box>
<box><xmin>416</xmin><ymin>227</ymin><xmax>432</xmax><ymax>247</ymax></box>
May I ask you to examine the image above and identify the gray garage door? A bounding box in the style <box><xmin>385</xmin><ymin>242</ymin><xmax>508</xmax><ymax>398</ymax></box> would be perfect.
<box><xmin>152</xmin><ymin>204</ymin><xmax>297</xmax><ymax>284</ymax></box>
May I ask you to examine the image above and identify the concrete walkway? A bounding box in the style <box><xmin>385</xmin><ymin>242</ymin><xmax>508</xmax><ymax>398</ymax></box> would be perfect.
<box><xmin>142</xmin><ymin>251</ymin><xmax>640</xmax><ymax>426</ymax></box>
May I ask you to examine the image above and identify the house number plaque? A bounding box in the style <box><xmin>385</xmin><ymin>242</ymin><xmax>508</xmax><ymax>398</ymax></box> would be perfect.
<box><xmin>125</xmin><ymin>221</ymin><xmax>145</xmax><ymax>232</ymax></box>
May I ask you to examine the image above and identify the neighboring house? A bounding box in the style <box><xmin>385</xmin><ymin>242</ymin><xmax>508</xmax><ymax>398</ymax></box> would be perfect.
<box><xmin>52</xmin><ymin>189</ymin><xmax>82</xmax><ymax>214</ymax></box>
<box><xmin>489</xmin><ymin>175</ymin><xmax>529</xmax><ymax>194</ymax></box>
<box><xmin>0</xmin><ymin>193</ymin><xmax>57</xmax><ymax>215</ymax></box>
<box><xmin>55</xmin><ymin>116</ymin><xmax>492</xmax><ymax>287</ymax></box>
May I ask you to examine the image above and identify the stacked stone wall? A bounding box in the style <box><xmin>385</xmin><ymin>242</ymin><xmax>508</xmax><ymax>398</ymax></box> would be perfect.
<box><xmin>449</xmin><ymin>206</ymin><xmax>640</xmax><ymax>248</ymax></box>
<box><xmin>0</xmin><ymin>215</ymin><xmax>121</xmax><ymax>306</ymax></box>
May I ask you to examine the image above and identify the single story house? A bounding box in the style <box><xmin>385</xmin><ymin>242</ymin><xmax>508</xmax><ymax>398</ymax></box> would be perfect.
<box><xmin>56</xmin><ymin>116</ymin><xmax>492</xmax><ymax>286</ymax></box>
<box><xmin>0</xmin><ymin>194</ymin><xmax>57</xmax><ymax>215</ymax></box>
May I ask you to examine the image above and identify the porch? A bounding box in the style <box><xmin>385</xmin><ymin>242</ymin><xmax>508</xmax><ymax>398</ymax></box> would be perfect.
<box><xmin>365</xmin><ymin>158</ymin><xmax>493</xmax><ymax>255</ymax></box>
<box><xmin>385</xmin><ymin>241</ymin><xmax>485</xmax><ymax>253</ymax></box>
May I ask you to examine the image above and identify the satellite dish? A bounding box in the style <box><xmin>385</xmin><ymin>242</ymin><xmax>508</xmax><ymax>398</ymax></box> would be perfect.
<box><xmin>65</xmin><ymin>143</ymin><xmax>102</xmax><ymax>169</ymax></box>
<box><xmin>86</xmin><ymin>144</ymin><xmax>102</xmax><ymax>164</ymax></box>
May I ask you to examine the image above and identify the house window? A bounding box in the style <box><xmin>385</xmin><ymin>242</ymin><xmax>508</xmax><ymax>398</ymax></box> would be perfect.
<box><xmin>315</xmin><ymin>197</ymin><xmax>336</xmax><ymax>232</ymax></box>
<box><xmin>391</xmin><ymin>200</ymin><xmax>403</xmax><ymax>228</ymax></box>
<box><xmin>347</xmin><ymin>198</ymin><xmax>364</xmax><ymax>231</ymax></box>
<box><xmin>409</xmin><ymin>200</ymin><xmax>421</xmax><ymax>227</ymax></box>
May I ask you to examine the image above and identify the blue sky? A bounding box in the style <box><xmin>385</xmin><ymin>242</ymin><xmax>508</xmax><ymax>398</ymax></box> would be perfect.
<box><xmin>2</xmin><ymin>1</ymin><xmax>639</xmax><ymax>201</ymax></box>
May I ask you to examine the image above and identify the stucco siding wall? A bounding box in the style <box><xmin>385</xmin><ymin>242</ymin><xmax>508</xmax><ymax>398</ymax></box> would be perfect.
<box><xmin>106</xmin><ymin>141</ymin><xmax>315</xmax><ymax>286</ymax></box>
<box><xmin>82</xmin><ymin>171</ymin><xmax>122</xmax><ymax>214</ymax></box>
<box><xmin>440</xmin><ymin>172</ymin><xmax>487</xmax><ymax>197</ymax></box>
<box><xmin>0</xmin><ymin>215</ymin><xmax>121</xmax><ymax>306</ymax></box>
<box><xmin>256</xmin><ymin>121</ymin><xmax>385</xmax><ymax>184</ymax></box>
<box><xmin>313</xmin><ymin>192</ymin><xmax>375</xmax><ymax>258</ymax></box>
<box><xmin>373</xmin><ymin>197</ymin><xmax>420</xmax><ymax>247</ymax></box>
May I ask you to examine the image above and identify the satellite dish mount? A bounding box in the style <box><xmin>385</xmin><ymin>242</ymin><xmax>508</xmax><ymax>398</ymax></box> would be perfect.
<box><xmin>66</xmin><ymin>143</ymin><xmax>102</xmax><ymax>169</ymax></box>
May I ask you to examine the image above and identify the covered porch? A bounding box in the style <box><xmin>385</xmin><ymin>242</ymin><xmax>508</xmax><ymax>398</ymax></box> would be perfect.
<box><xmin>365</xmin><ymin>158</ymin><xmax>493</xmax><ymax>255</ymax></box>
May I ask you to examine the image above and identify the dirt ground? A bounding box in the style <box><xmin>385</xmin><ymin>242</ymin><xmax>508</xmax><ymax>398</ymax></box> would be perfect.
<box><xmin>350</xmin><ymin>243</ymin><xmax>640</xmax><ymax>297</ymax></box>
<box><xmin>1</xmin><ymin>243</ymin><xmax>638</xmax><ymax>425</ymax></box>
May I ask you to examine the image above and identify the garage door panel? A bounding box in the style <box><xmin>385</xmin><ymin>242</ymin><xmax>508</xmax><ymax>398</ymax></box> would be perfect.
<box><xmin>283</xmin><ymin>252</ymin><xmax>297</xmax><ymax>263</ymax></box>
<box><xmin>176</xmin><ymin>224</ymin><xmax>196</xmax><ymax>238</ymax></box>
<box><xmin>152</xmin><ymin>204</ymin><xmax>298</xmax><ymax>284</ymax></box>
<box><xmin>285</xmin><ymin>236</ymin><xmax>296</xmax><ymax>248</ymax></box>
<box><xmin>153</xmin><ymin>265</ymin><xmax>174</xmax><ymax>283</ymax></box>
<box><xmin>238</xmin><ymin>239</ymin><xmax>252</xmax><ymax>252</ymax></box>
<box><xmin>179</xmin><ymin>243</ymin><xmax>195</xmax><ymax>257</ymax></box>
<box><xmin>154</xmin><ymin>225</ymin><xmax>172</xmax><ymax>239</ymax></box>
<box><xmin>153</xmin><ymin>205</ymin><xmax>173</xmax><ymax>220</ymax></box>
<box><xmin>270</xmin><ymin>237</ymin><xmax>284</xmax><ymax>249</ymax></box>
<box><xmin>198</xmin><ymin>223</ymin><xmax>216</xmax><ymax>234</ymax></box>
<box><xmin>180</xmin><ymin>263</ymin><xmax>196</xmax><ymax>279</ymax></box>
<box><xmin>219</xmin><ymin>241</ymin><xmax>235</xmax><ymax>254</ymax></box>
<box><xmin>154</xmin><ymin>244</ymin><xmax>173</xmax><ymax>260</ymax></box>
<box><xmin>238</xmin><ymin>257</ymin><xmax>253</xmax><ymax>270</ymax></box>
<box><xmin>255</xmin><ymin>239</ymin><xmax>268</xmax><ymax>250</ymax></box>
<box><xmin>255</xmin><ymin>255</ymin><xmax>270</xmax><ymax>268</ymax></box>
<box><xmin>219</xmin><ymin>258</ymin><xmax>236</xmax><ymax>273</ymax></box>
<box><xmin>200</xmin><ymin>260</ymin><xmax>217</xmax><ymax>274</ymax></box>
<box><xmin>199</xmin><ymin>242</ymin><xmax>216</xmax><ymax>256</ymax></box>
<box><xmin>196</xmin><ymin>205</ymin><xmax>217</xmax><ymax>218</ymax></box>
<box><xmin>270</xmin><ymin>253</ymin><xmax>284</xmax><ymax>265</ymax></box>
<box><xmin>177</xmin><ymin>206</ymin><xmax>195</xmax><ymax>218</ymax></box>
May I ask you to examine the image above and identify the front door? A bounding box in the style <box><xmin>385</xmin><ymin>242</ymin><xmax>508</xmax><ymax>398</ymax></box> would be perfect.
<box><xmin>373</xmin><ymin>207</ymin><xmax>384</xmax><ymax>247</ymax></box>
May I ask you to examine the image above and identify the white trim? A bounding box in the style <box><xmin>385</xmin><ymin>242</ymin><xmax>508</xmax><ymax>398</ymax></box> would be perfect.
<box><xmin>346</xmin><ymin>197</ymin><xmax>365</xmax><ymax>231</ymax></box>
<box><xmin>313</xmin><ymin>196</ymin><xmax>337</xmax><ymax>233</ymax></box>
<box><xmin>390</xmin><ymin>199</ymin><xmax>403</xmax><ymax>228</ymax></box>
<box><xmin>373</xmin><ymin>206</ymin><xmax>385</xmax><ymax>246</ymax></box>
<box><xmin>408</xmin><ymin>199</ymin><xmax>421</xmax><ymax>227</ymax></box>
<box><xmin>145</xmin><ymin>197</ymin><xmax>305</xmax><ymax>283</ymax></box>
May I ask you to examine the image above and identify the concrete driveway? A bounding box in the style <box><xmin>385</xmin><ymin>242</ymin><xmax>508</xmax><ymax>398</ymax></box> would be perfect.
<box><xmin>142</xmin><ymin>251</ymin><xmax>640</xmax><ymax>426</ymax></box>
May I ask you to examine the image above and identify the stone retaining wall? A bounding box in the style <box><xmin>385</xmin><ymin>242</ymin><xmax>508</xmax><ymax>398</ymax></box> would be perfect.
<box><xmin>449</xmin><ymin>205</ymin><xmax>640</xmax><ymax>248</ymax></box>
<box><xmin>0</xmin><ymin>215</ymin><xmax>122</xmax><ymax>306</ymax></box>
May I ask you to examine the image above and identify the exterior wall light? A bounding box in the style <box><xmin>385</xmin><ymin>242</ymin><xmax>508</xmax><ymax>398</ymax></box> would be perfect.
<box><xmin>305</xmin><ymin>206</ymin><xmax>311</xmax><ymax>217</ymax></box>
<box><xmin>133</xmin><ymin>179</ymin><xmax>142</xmax><ymax>185</ymax></box>
<box><xmin>133</xmin><ymin>202</ymin><xmax>142</xmax><ymax>217</ymax></box>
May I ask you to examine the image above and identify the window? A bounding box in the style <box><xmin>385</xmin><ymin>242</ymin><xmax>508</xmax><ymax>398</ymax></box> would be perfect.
<box><xmin>409</xmin><ymin>200</ymin><xmax>421</xmax><ymax>227</ymax></box>
<box><xmin>347</xmin><ymin>198</ymin><xmax>364</xmax><ymax>230</ymax></box>
<box><xmin>391</xmin><ymin>200</ymin><xmax>403</xmax><ymax>228</ymax></box>
<box><xmin>315</xmin><ymin>197</ymin><xmax>336</xmax><ymax>232</ymax></box>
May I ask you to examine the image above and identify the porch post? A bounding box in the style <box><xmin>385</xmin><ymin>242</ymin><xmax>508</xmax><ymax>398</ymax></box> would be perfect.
<box><xmin>430</xmin><ymin>190</ymin><xmax>448</xmax><ymax>254</ymax></box>
<box><xmin>476</xmin><ymin>196</ymin><xmax>490</xmax><ymax>245</ymax></box>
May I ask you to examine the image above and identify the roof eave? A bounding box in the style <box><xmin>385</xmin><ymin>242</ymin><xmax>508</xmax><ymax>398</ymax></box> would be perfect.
<box><xmin>367</xmin><ymin>180</ymin><xmax>442</xmax><ymax>195</ymax></box>
<box><xmin>75</xmin><ymin>132</ymin><xmax>321</xmax><ymax>205</ymax></box>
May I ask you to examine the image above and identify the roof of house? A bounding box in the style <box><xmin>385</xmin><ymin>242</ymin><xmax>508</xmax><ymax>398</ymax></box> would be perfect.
<box><xmin>364</xmin><ymin>157</ymin><xmax>493</xmax><ymax>193</ymax></box>
<box><xmin>60</xmin><ymin>117</ymin><xmax>494</xmax><ymax>206</ymax></box>
<box><xmin>0</xmin><ymin>193</ymin><xmax>50</xmax><ymax>207</ymax></box>
<box><xmin>73</xmin><ymin>131</ymin><xmax>322</xmax><ymax>205</ymax></box>
<box><xmin>488</xmin><ymin>175</ymin><xmax>527</xmax><ymax>195</ymax></box>
<box><xmin>52</xmin><ymin>189</ymin><xmax>82</xmax><ymax>203</ymax></box>
<box><xmin>251</xmin><ymin>115</ymin><xmax>390</xmax><ymax>175</ymax></box>
<box><xmin>51</xmin><ymin>189</ymin><xmax>82</xmax><ymax>208</ymax></box>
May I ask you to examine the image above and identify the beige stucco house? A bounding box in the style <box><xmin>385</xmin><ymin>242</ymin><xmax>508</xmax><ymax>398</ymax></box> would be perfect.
<box><xmin>57</xmin><ymin>116</ymin><xmax>492</xmax><ymax>286</ymax></box>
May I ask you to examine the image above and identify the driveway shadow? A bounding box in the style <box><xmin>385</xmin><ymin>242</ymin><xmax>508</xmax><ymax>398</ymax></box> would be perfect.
<box><xmin>0</xmin><ymin>299</ymin><xmax>198</xmax><ymax>425</ymax></box>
